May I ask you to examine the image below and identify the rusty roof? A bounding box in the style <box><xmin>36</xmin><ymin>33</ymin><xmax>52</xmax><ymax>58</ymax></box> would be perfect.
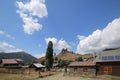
<box><xmin>2</xmin><ymin>59</ymin><xmax>18</xmax><ymax>64</ymax></box>
<box><xmin>68</xmin><ymin>61</ymin><xmax>96</xmax><ymax>67</ymax></box>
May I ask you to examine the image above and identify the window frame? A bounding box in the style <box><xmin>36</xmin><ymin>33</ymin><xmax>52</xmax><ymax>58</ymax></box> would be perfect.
<box><xmin>83</xmin><ymin>67</ymin><xmax>88</xmax><ymax>73</ymax></box>
<box><xmin>74</xmin><ymin>67</ymin><xmax>78</xmax><ymax>72</ymax></box>
<box><xmin>103</xmin><ymin>66</ymin><xmax>112</xmax><ymax>74</ymax></box>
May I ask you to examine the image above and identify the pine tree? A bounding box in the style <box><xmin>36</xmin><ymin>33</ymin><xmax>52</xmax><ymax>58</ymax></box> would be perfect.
<box><xmin>45</xmin><ymin>41</ymin><xmax>53</xmax><ymax>71</ymax></box>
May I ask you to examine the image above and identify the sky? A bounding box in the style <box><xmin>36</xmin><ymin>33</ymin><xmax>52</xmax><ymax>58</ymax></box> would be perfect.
<box><xmin>0</xmin><ymin>0</ymin><xmax>120</xmax><ymax>58</ymax></box>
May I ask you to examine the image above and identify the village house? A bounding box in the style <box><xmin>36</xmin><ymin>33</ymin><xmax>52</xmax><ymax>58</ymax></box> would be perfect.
<box><xmin>0</xmin><ymin>59</ymin><xmax>23</xmax><ymax>68</ymax></box>
<box><xmin>68</xmin><ymin>48</ymin><xmax>120</xmax><ymax>76</ymax></box>
<box><xmin>95</xmin><ymin>48</ymin><xmax>120</xmax><ymax>76</ymax></box>
<box><xmin>68</xmin><ymin>61</ymin><xmax>96</xmax><ymax>76</ymax></box>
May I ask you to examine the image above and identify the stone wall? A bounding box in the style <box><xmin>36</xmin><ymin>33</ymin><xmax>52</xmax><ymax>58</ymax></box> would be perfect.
<box><xmin>68</xmin><ymin>67</ymin><xmax>96</xmax><ymax>76</ymax></box>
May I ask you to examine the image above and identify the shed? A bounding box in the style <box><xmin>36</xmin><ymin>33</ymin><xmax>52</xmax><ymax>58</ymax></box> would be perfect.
<box><xmin>29</xmin><ymin>63</ymin><xmax>45</xmax><ymax>71</ymax></box>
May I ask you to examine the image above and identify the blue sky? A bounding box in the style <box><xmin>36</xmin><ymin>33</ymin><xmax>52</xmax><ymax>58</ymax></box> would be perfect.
<box><xmin>0</xmin><ymin>0</ymin><xmax>120</xmax><ymax>58</ymax></box>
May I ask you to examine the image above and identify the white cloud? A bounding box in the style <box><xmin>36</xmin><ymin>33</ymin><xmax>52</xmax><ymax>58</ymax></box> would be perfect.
<box><xmin>16</xmin><ymin>0</ymin><xmax>48</xmax><ymax>35</ymax></box>
<box><xmin>77</xmin><ymin>35</ymin><xmax>86</xmax><ymax>40</ymax></box>
<box><xmin>34</xmin><ymin>53</ymin><xmax>45</xmax><ymax>59</ymax></box>
<box><xmin>0</xmin><ymin>30</ymin><xmax>15</xmax><ymax>40</ymax></box>
<box><xmin>45</xmin><ymin>37</ymin><xmax>71</xmax><ymax>51</ymax></box>
<box><xmin>0</xmin><ymin>42</ymin><xmax>23</xmax><ymax>52</ymax></box>
<box><xmin>77</xmin><ymin>18</ymin><xmax>120</xmax><ymax>54</ymax></box>
<box><xmin>6</xmin><ymin>34</ymin><xmax>15</xmax><ymax>40</ymax></box>
<box><xmin>70</xmin><ymin>41</ymin><xmax>76</xmax><ymax>46</ymax></box>
<box><xmin>0</xmin><ymin>30</ymin><xmax>4</xmax><ymax>35</ymax></box>
<box><xmin>0</xmin><ymin>42</ymin><xmax>14</xmax><ymax>52</ymax></box>
<box><xmin>7</xmin><ymin>49</ymin><xmax>23</xmax><ymax>53</ymax></box>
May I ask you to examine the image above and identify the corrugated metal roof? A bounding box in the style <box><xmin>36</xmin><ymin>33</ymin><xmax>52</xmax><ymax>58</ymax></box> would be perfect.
<box><xmin>95</xmin><ymin>48</ymin><xmax>120</xmax><ymax>62</ymax></box>
<box><xmin>68</xmin><ymin>61</ymin><xmax>96</xmax><ymax>67</ymax></box>
<box><xmin>33</xmin><ymin>63</ymin><xmax>45</xmax><ymax>68</ymax></box>
<box><xmin>2</xmin><ymin>59</ymin><xmax>18</xmax><ymax>64</ymax></box>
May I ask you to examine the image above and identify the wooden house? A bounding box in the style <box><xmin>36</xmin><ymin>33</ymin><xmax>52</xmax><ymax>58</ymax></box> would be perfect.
<box><xmin>68</xmin><ymin>61</ymin><xmax>96</xmax><ymax>76</ymax></box>
<box><xmin>1</xmin><ymin>59</ymin><xmax>23</xmax><ymax>68</ymax></box>
<box><xmin>95</xmin><ymin>48</ymin><xmax>120</xmax><ymax>76</ymax></box>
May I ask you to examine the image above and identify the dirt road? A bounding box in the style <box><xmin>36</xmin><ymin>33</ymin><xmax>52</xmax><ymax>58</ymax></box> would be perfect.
<box><xmin>36</xmin><ymin>72</ymin><xmax>102</xmax><ymax>80</ymax></box>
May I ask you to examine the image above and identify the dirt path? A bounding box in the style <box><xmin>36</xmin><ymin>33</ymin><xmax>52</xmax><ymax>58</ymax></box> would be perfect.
<box><xmin>36</xmin><ymin>72</ymin><xmax>102</xmax><ymax>80</ymax></box>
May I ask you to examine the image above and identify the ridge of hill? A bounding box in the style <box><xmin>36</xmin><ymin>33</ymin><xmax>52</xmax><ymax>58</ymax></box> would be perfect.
<box><xmin>57</xmin><ymin>51</ymin><xmax>81</xmax><ymax>61</ymax></box>
<box><xmin>0</xmin><ymin>52</ymin><xmax>37</xmax><ymax>63</ymax></box>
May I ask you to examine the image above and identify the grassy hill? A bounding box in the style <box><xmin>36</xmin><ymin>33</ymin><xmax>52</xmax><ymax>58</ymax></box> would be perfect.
<box><xmin>57</xmin><ymin>51</ymin><xmax>81</xmax><ymax>61</ymax></box>
<box><xmin>38</xmin><ymin>51</ymin><xmax>80</xmax><ymax>62</ymax></box>
<box><xmin>0</xmin><ymin>52</ymin><xmax>37</xmax><ymax>63</ymax></box>
<box><xmin>38</xmin><ymin>49</ymin><xmax>94</xmax><ymax>62</ymax></box>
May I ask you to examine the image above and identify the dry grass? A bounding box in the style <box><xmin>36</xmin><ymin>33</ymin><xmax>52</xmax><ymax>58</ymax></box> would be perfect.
<box><xmin>1</xmin><ymin>72</ymin><xmax>120</xmax><ymax>80</ymax></box>
<box><xmin>0</xmin><ymin>69</ymin><xmax>57</xmax><ymax>80</ymax></box>
<box><xmin>97</xmin><ymin>75</ymin><xmax>120</xmax><ymax>80</ymax></box>
<box><xmin>0</xmin><ymin>68</ymin><xmax>120</xmax><ymax>80</ymax></box>
<box><xmin>0</xmin><ymin>73</ymin><xmax>32</xmax><ymax>80</ymax></box>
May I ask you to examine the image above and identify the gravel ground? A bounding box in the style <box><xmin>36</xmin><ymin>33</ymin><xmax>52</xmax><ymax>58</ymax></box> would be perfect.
<box><xmin>36</xmin><ymin>72</ymin><xmax>103</xmax><ymax>80</ymax></box>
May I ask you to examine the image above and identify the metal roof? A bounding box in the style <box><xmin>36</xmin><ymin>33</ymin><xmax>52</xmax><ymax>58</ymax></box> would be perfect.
<box><xmin>2</xmin><ymin>59</ymin><xmax>18</xmax><ymax>64</ymax></box>
<box><xmin>95</xmin><ymin>48</ymin><xmax>120</xmax><ymax>62</ymax></box>
<box><xmin>33</xmin><ymin>63</ymin><xmax>45</xmax><ymax>68</ymax></box>
<box><xmin>68</xmin><ymin>61</ymin><xmax>96</xmax><ymax>67</ymax></box>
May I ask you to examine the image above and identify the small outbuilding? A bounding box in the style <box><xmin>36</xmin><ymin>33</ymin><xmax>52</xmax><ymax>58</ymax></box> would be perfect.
<box><xmin>68</xmin><ymin>61</ymin><xmax>96</xmax><ymax>76</ymax></box>
<box><xmin>29</xmin><ymin>63</ymin><xmax>45</xmax><ymax>71</ymax></box>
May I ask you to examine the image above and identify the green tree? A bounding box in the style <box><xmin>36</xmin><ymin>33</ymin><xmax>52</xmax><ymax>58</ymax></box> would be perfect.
<box><xmin>54</xmin><ymin>57</ymin><xmax>58</xmax><ymax>63</ymax></box>
<box><xmin>32</xmin><ymin>60</ymin><xmax>38</xmax><ymax>63</ymax></box>
<box><xmin>58</xmin><ymin>59</ymin><xmax>66</xmax><ymax>67</ymax></box>
<box><xmin>45</xmin><ymin>41</ymin><xmax>53</xmax><ymax>71</ymax></box>
<box><xmin>75</xmin><ymin>57</ymin><xmax>83</xmax><ymax>62</ymax></box>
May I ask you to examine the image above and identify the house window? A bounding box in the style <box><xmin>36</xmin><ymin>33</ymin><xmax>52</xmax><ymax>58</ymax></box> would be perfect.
<box><xmin>103</xmin><ymin>66</ymin><xmax>112</xmax><ymax>74</ymax></box>
<box><xmin>108</xmin><ymin>66</ymin><xmax>112</xmax><ymax>73</ymax></box>
<box><xmin>103</xmin><ymin>66</ymin><xmax>108</xmax><ymax>73</ymax></box>
<box><xmin>74</xmin><ymin>67</ymin><xmax>78</xmax><ymax>72</ymax></box>
<box><xmin>83</xmin><ymin>68</ymin><xmax>88</xmax><ymax>73</ymax></box>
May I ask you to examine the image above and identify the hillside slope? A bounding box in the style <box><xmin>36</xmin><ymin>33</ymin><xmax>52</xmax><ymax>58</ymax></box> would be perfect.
<box><xmin>39</xmin><ymin>51</ymin><xmax>82</xmax><ymax>62</ymax></box>
<box><xmin>57</xmin><ymin>51</ymin><xmax>81</xmax><ymax>61</ymax></box>
<box><xmin>38</xmin><ymin>50</ymin><xmax>94</xmax><ymax>62</ymax></box>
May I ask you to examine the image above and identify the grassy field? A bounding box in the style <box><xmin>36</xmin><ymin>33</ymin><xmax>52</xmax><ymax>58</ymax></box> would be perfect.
<box><xmin>0</xmin><ymin>73</ymin><xmax>31</xmax><ymax>80</ymax></box>
<box><xmin>1</xmin><ymin>72</ymin><xmax>120</xmax><ymax>80</ymax></box>
<box><xmin>0</xmin><ymin>68</ymin><xmax>120</xmax><ymax>80</ymax></box>
<box><xmin>80</xmin><ymin>75</ymin><xmax>120</xmax><ymax>80</ymax></box>
<box><xmin>0</xmin><ymin>69</ymin><xmax>57</xmax><ymax>80</ymax></box>
<box><xmin>97</xmin><ymin>75</ymin><xmax>120</xmax><ymax>80</ymax></box>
